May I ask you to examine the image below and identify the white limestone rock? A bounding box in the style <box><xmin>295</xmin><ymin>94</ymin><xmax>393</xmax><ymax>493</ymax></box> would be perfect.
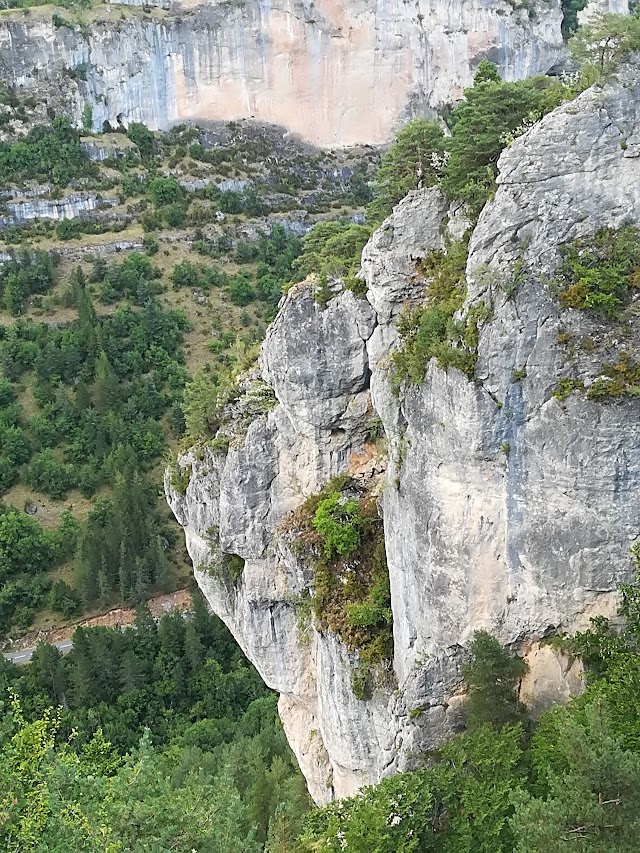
<box><xmin>168</xmin><ymin>63</ymin><xmax>640</xmax><ymax>803</ymax></box>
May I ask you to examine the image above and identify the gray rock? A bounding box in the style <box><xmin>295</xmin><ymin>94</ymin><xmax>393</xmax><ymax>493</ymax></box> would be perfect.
<box><xmin>0</xmin><ymin>194</ymin><xmax>118</xmax><ymax>229</ymax></box>
<box><xmin>80</xmin><ymin>134</ymin><xmax>137</xmax><ymax>161</ymax></box>
<box><xmin>167</xmin><ymin>61</ymin><xmax>640</xmax><ymax>804</ymax></box>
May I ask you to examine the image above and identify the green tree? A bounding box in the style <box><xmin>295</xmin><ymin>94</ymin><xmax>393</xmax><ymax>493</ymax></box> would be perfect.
<box><xmin>3</xmin><ymin>272</ymin><xmax>25</xmax><ymax>315</ymax></box>
<box><xmin>562</xmin><ymin>0</ymin><xmax>588</xmax><ymax>40</ymax></box>
<box><xmin>26</xmin><ymin>449</ymin><xmax>74</xmax><ymax>499</ymax></box>
<box><xmin>0</xmin><ymin>506</ymin><xmax>58</xmax><ymax>582</ymax></box>
<box><xmin>299</xmin><ymin>724</ymin><xmax>524</xmax><ymax>852</ymax></box>
<box><xmin>462</xmin><ymin>630</ymin><xmax>528</xmax><ymax>729</ymax></box>
<box><xmin>312</xmin><ymin>491</ymin><xmax>361</xmax><ymax>559</ymax></box>
<box><xmin>514</xmin><ymin>701</ymin><xmax>640</xmax><ymax>852</ymax></box>
<box><xmin>0</xmin><ymin>700</ymin><xmax>263</xmax><ymax>852</ymax></box>
<box><xmin>127</xmin><ymin>121</ymin><xmax>155</xmax><ymax>159</ymax></box>
<box><xmin>441</xmin><ymin>64</ymin><xmax>551</xmax><ymax>216</ymax></box>
<box><xmin>569</xmin><ymin>12</ymin><xmax>640</xmax><ymax>74</ymax></box>
<box><xmin>81</xmin><ymin>102</ymin><xmax>93</xmax><ymax>131</ymax></box>
<box><xmin>182</xmin><ymin>369</ymin><xmax>222</xmax><ymax>439</ymax></box>
<box><xmin>367</xmin><ymin>118</ymin><xmax>446</xmax><ymax>223</ymax></box>
<box><xmin>227</xmin><ymin>271</ymin><xmax>255</xmax><ymax>306</ymax></box>
<box><xmin>170</xmin><ymin>259</ymin><xmax>200</xmax><ymax>290</ymax></box>
<box><xmin>93</xmin><ymin>349</ymin><xmax>119</xmax><ymax>414</ymax></box>
<box><xmin>148</xmin><ymin>176</ymin><xmax>183</xmax><ymax>207</ymax></box>
<box><xmin>293</xmin><ymin>221</ymin><xmax>372</xmax><ymax>282</ymax></box>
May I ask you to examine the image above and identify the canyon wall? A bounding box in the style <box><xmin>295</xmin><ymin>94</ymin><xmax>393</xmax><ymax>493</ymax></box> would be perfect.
<box><xmin>166</xmin><ymin>60</ymin><xmax>640</xmax><ymax>803</ymax></box>
<box><xmin>0</xmin><ymin>0</ymin><xmax>566</xmax><ymax>146</ymax></box>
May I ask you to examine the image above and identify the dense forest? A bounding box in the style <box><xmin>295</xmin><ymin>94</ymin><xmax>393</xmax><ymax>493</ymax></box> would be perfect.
<box><xmin>3</xmin><ymin>569</ymin><xmax>640</xmax><ymax>851</ymax></box>
<box><xmin>0</xmin><ymin>593</ymin><xmax>310</xmax><ymax>850</ymax></box>
<box><xmin>2</xmin><ymin>10</ymin><xmax>640</xmax><ymax>852</ymax></box>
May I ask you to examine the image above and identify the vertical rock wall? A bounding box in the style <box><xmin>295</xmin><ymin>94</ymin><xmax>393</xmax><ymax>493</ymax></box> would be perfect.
<box><xmin>0</xmin><ymin>0</ymin><xmax>565</xmax><ymax>146</ymax></box>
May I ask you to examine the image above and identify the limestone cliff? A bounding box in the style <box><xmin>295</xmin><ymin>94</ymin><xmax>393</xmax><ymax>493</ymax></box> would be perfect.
<box><xmin>0</xmin><ymin>0</ymin><xmax>566</xmax><ymax>147</ymax></box>
<box><xmin>167</xmin><ymin>64</ymin><xmax>640</xmax><ymax>803</ymax></box>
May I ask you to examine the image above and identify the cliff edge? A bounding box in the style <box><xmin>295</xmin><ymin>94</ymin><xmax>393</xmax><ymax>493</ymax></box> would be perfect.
<box><xmin>167</xmin><ymin>61</ymin><xmax>640</xmax><ymax>802</ymax></box>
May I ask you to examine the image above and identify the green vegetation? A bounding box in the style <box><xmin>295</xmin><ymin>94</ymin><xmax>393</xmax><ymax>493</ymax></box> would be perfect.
<box><xmin>440</xmin><ymin>62</ymin><xmax>572</xmax><ymax>217</ymax></box>
<box><xmin>293</xmin><ymin>220</ymin><xmax>372</xmax><ymax>294</ymax></box>
<box><xmin>551</xmin><ymin>226</ymin><xmax>640</xmax><ymax>404</ymax></box>
<box><xmin>0</xmin><ymin>251</ymin><xmax>56</xmax><ymax>316</ymax></box>
<box><xmin>586</xmin><ymin>356</ymin><xmax>640</xmax><ymax>402</ymax></box>
<box><xmin>0</xmin><ymin>117</ymin><xmax>97</xmax><ymax>187</ymax></box>
<box><xmin>569</xmin><ymin>12</ymin><xmax>640</xmax><ymax>75</ymax></box>
<box><xmin>289</xmin><ymin>477</ymin><xmax>392</xmax><ymax>699</ymax></box>
<box><xmin>367</xmin><ymin>118</ymin><xmax>446</xmax><ymax>223</ymax></box>
<box><xmin>552</xmin><ymin>377</ymin><xmax>586</xmax><ymax>402</ymax></box>
<box><xmin>562</xmin><ymin>0</ymin><xmax>588</xmax><ymax>40</ymax></box>
<box><xmin>462</xmin><ymin>630</ymin><xmax>527</xmax><ymax>729</ymax></box>
<box><xmin>0</xmin><ymin>598</ymin><xmax>309</xmax><ymax>850</ymax></box>
<box><xmin>556</xmin><ymin>226</ymin><xmax>640</xmax><ymax>317</ymax></box>
<box><xmin>0</xmin><ymin>258</ymin><xmax>189</xmax><ymax>630</ymax></box>
<box><xmin>367</xmin><ymin>61</ymin><xmax>580</xmax><ymax>224</ymax></box>
<box><xmin>312</xmin><ymin>492</ymin><xmax>362</xmax><ymax>560</ymax></box>
<box><xmin>390</xmin><ymin>239</ymin><xmax>491</xmax><ymax>387</ymax></box>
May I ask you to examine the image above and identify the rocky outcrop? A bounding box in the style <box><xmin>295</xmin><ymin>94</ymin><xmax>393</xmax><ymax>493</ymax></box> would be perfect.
<box><xmin>0</xmin><ymin>0</ymin><xmax>565</xmax><ymax>147</ymax></box>
<box><xmin>167</xmin><ymin>66</ymin><xmax>640</xmax><ymax>802</ymax></box>
<box><xmin>80</xmin><ymin>134</ymin><xmax>137</xmax><ymax>162</ymax></box>
<box><xmin>0</xmin><ymin>194</ymin><xmax>118</xmax><ymax>229</ymax></box>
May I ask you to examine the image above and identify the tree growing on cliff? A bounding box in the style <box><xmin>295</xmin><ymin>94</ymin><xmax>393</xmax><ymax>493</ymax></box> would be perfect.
<box><xmin>462</xmin><ymin>630</ymin><xmax>528</xmax><ymax>729</ymax></box>
<box><xmin>127</xmin><ymin>121</ymin><xmax>155</xmax><ymax>160</ymax></box>
<box><xmin>513</xmin><ymin>701</ymin><xmax>640</xmax><ymax>852</ymax></box>
<box><xmin>367</xmin><ymin>118</ymin><xmax>446</xmax><ymax>224</ymax></box>
<box><xmin>569</xmin><ymin>12</ymin><xmax>640</xmax><ymax>75</ymax></box>
<box><xmin>441</xmin><ymin>64</ymin><xmax>552</xmax><ymax>216</ymax></box>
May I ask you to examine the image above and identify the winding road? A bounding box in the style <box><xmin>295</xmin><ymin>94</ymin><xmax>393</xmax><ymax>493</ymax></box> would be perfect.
<box><xmin>4</xmin><ymin>639</ymin><xmax>74</xmax><ymax>665</ymax></box>
<box><xmin>2</xmin><ymin>589</ymin><xmax>193</xmax><ymax>666</ymax></box>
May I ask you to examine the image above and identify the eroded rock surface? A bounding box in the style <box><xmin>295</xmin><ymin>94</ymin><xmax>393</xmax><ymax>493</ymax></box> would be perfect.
<box><xmin>167</xmin><ymin>65</ymin><xmax>640</xmax><ymax>802</ymax></box>
<box><xmin>0</xmin><ymin>0</ymin><xmax>565</xmax><ymax>146</ymax></box>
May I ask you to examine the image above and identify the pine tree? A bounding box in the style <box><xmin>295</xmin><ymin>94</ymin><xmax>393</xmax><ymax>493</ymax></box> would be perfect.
<box><xmin>514</xmin><ymin>701</ymin><xmax>640</xmax><ymax>852</ymax></box>
<box><xmin>462</xmin><ymin>630</ymin><xmax>528</xmax><ymax>729</ymax></box>
<box><xmin>367</xmin><ymin>118</ymin><xmax>446</xmax><ymax>224</ymax></box>
<box><xmin>93</xmin><ymin>350</ymin><xmax>120</xmax><ymax>414</ymax></box>
<box><xmin>184</xmin><ymin>620</ymin><xmax>205</xmax><ymax>674</ymax></box>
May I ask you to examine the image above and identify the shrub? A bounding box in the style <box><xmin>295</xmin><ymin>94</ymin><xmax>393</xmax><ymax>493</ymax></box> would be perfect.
<box><xmin>312</xmin><ymin>492</ymin><xmax>362</xmax><ymax>560</ymax></box>
<box><xmin>556</xmin><ymin>226</ymin><xmax>640</xmax><ymax>318</ymax></box>
<box><xmin>441</xmin><ymin>63</ymin><xmax>567</xmax><ymax>217</ymax></box>
<box><xmin>291</xmin><ymin>480</ymin><xmax>393</xmax><ymax>688</ymax></box>
<box><xmin>367</xmin><ymin>118</ymin><xmax>446</xmax><ymax>224</ymax></box>
<box><xmin>148</xmin><ymin>176</ymin><xmax>183</xmax><ymax>207</ymax></box>
<box><xmin>293</xmin><ymin>221</ymin><xmax>372</xmax><ymax>285</ymax></box>
<box><xmin>26</xmin><ymin>450</ymin><xmax>75</xmax><ymax>500</ymax></box>
<box><xmin>127</xmin><ymin>122</ymin><xmax>155</xmax><ymax>159</ymax></box>
<box><xmin>569</xmin><ymin>12</ymin><xmax>640</xmax><ymax>74</ymax></box>
<box><xmin>171</xmin><ymin>259</ymin><xmax>200</xmax><ymax>290</ymax></box>
<box><xmin>390</xmin><ymin>239</ymin><xmax>489</xmax><ymax>387</ymax></box>
<box><xmin>227</xmin><ymin>272</ymin><xmax>255</xmax><ymax>306</ymax></box>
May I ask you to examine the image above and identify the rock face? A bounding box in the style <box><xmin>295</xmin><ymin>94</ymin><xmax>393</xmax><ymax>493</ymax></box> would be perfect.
<box><xmin>0</xmin><ymin>194</ymin><xmax>118</xmax><ymax>229</ymax></box>
<box><xmin>167</xmin><ymin>66</ymin><xmax>640</xmax><ymax>802</ymax></box>
<box><xmin>0</xmin><ymin>0</ymin><xmax>565</xmax><ymax>147</ymax></box>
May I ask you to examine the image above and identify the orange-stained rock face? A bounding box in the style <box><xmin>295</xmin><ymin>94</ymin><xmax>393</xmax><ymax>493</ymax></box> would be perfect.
<box><xmin>0</xmin><ymin>0</ymin><xmax>564</xmax><ymax>146</ymax></box>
